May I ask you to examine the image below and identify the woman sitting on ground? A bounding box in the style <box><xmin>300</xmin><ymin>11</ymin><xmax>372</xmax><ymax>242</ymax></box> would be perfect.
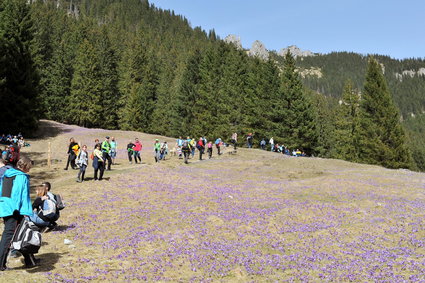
<box><xmin>29</xmin><ymin>185</ymin><xmax>58</xmax><ymax>229</ymax></box>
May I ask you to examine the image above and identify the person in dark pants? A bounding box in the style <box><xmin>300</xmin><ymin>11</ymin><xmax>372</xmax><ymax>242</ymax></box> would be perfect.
<box><xmin>126</xmin><ymin>140</ymin><xmax>135</xmax><ymax>164</ymax></box>
<box><xmin>76</xmin><ymin>145</ymin><xmax>88</xmax><ymax>182</ymax></box>
<box><xmin>0</xmin><ymin>156</ymin><xmax>37</xmax><ymax>270</ymax></box>
<box><xmin>197</xmin><ymin>137</ymin><xmax>205</xmax><ymax>160</ymax></box>
<box><xmin>101</xmin><ymin>137</ymin><xmax>112</xmax><ymax>171</ymax></box>
<box><xmin>64</xmin><ymin>138</ymin><xmax>78</xmax><ymax>170</ymax></box>
<box><xmin>93</xmin><ymin>143</ymin><xmax>105</xmax><ymax>181</ymax></box>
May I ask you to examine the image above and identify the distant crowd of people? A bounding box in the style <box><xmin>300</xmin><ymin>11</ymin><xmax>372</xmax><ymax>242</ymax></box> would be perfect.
<box><xmin>64</xmin><ymin>133</ymin><xmax>307</xmax><ymax>183</ymax></box>
<box><xmin>0</xmin><ymin>133</ymin><xmax>30</xmax><ymax>148</ymax></box>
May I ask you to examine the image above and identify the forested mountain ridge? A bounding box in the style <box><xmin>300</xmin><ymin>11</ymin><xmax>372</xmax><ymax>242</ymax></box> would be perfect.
<box><xmin>1</xmin><ymin>0</ymin><xmax>424</xmax><ymax>170</ymax></box>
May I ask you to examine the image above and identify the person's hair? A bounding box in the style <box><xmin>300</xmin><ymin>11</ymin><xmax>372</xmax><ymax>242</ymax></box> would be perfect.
<box><xmin>16</xmin><ymin>156</ymin><xmax>33</xmax><ymax>171</ymax></box>
<box><xmin>36</xmin><ymin>185</ymin><xmax>48</xmax><ymax>197</ymax></box>
<box><xmin>41</xmin><ymin>181</ymin><xmax>51</xmax><ymax>191</ymax></box>
<box><xmin>95</xmin><ymin>143</ymin><xmax>101</xmax><ymax>149</ymax></box>
<box><xmin>82</xmin><ymin>145</ymin><xmax>87</xmax><ymax>149</ymax></box>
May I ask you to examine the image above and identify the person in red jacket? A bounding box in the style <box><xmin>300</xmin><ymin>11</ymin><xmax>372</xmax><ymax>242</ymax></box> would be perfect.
<box><xmin>133</xmin><ymin>138</ymin><xmax>142</xmax><ymax>164</ymax></box>
<box><xmin>196</xmin><ymin>137</ymin><xmax>205</xmax><ymax>160</ymax></box>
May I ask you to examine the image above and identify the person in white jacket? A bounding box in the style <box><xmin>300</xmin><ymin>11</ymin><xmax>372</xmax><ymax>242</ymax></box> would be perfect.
<box><xmin>76</xmin><ymin>145</ymin><xmax>88</xmax><ymax>182</ymax></box>
<box><xmin>269</xmin><ymin>137</ymin><xmax>274</xmax><ymax>151</ymax></box>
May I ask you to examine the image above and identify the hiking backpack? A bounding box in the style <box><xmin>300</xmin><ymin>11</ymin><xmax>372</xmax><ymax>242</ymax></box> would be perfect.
<box><xmin>54</xmin><ymin>194</ymin><xmax>66</xmax><ymax>210</ymax></box>
<box><xmin>12</xmin><ymin>218</ymin><xmax>42</xmax><ymax>254</ymax></box>
<box><xmin>41</xmin><ymin>197</ymin><xmax>57</xmax><ymax>220</ymax></box>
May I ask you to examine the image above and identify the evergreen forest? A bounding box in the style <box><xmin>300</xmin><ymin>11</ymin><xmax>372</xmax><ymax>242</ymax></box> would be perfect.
<box><xmin>1</xmin><ymin>0</ymin><xmax>424</xmax><ymax>171</ymax></box>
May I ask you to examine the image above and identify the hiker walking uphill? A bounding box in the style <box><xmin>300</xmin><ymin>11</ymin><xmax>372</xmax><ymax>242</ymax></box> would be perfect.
<box><xmin>197</xmin><ymin>137</ymin><xmax>205</xmax><ymax>160</ymax></box>
<box><xmin>207</xmin><ymin>141</ymin><xmax>213</xmax><ymax>159</ymax></box>
<box><xmin>231</xmin><ymin>132</ymin><xmax>238</xmax><ymax>151</ymax></box>
<box><xmin>110</xmin><ymin>137</ymin><xmax>117</xmax><ymax>165</ymax></box>
<box><xmin>215</xmin><ymin>138</ymin><xmax>222</xmax><ymax>155</ymax></box>
<box><xmin>64</xmin><ymin>138</ymin><xmax>79</xmax><ymax>170</ymax></box>
<box><xmin>247</xmin><ymin>133</ymin><xmax>253</xmax><ymax>148</ymax></box>
<box><xmin>76</xmin><ymin>145</ymin><xmax>88</xmax><ymax>182</ymax></box>
<box><xmin>181</xmin><ymin>139</ymin><xmax>191</xmax><ymax>164</ymax></box>
<box><xmin>101</xmin><ymin>137</ymin><xmax>112</xmax><ymax>171</ymax></box>
<box><xmin>133</xmin><ymin>138</ymin><xmax>142</xmax><ymax>164</ymax></box>
<box><xmin>93</xmin><ymin>143</ymin><xmax>105</xmax><ymax>181</ymax></box>
<box><xmin>127</xmin><ymin>140</ymin><xmax>135</xmax><ymax>164</ymax></box>
<box><xmin>154</xmin><ymin>139</ymin><xmax>161</xmax><ymax>163</ymax></box>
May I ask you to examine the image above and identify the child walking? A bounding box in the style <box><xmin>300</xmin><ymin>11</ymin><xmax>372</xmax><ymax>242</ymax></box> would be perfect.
<box><xmin>207</xmin><ymin>141</ymin><xmax>213</xmax><ymax>159</ymax></box>
<box><xmin>76</xmin><ymin>145</ymin><xmax>88</xmax><ymax>182</ymax></box>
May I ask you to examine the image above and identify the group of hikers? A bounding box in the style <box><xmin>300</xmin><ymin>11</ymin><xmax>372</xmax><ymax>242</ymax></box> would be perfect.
<box><xmin>0</xmin><ymin>149</ymin><xmax>64</xmax><ymax>270</ymax></box>
<box><xmin>64</xmin><ymin>136</ymin><xmax>117</xmax><ymax>182</ymax></box>
<box><xmin>64</xmin><ymin>132</ymin><xmax>307</xmax><ymax>182</ymax></box>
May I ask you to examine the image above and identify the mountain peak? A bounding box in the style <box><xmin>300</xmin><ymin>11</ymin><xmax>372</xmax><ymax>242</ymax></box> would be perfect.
<box><xmin>279</xmin><ymin>45</ymin><xmax>315</xmax><ymax>58</ymax></box>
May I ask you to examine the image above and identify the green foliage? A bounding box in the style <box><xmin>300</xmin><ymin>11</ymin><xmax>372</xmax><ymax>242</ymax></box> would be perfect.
<box><xmin>332</xmin><ymin>80</ymin><xmax>361</xmax><ymax>161</ymax></box>
<box><xmin>0</xmin><ymin>0</ymin><xmax>39</xmax><ymax>135</ymax></box>
<box><xmin>357</xmin><ymin>58</ymin><xmax>412</xmax><ymax>169</ymax></box>
<box><xmin>6</xmin><ymin>0</ymin><xmax>422</xmax><ymax>171</ymax></box>
<box><xmin>277</xmin><ymin>52</ymin><xmax>318</xmax><ymax>155</ymax></box>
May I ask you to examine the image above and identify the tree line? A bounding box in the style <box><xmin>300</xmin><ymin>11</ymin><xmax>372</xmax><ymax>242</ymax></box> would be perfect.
<box><xmin>0</xmin><ymin>0</ymin><xmax>418</xmax><ymax>170</ymax></box>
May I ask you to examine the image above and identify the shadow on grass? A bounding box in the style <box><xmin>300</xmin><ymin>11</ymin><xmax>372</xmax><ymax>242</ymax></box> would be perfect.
<box><xmin>25</xmin><ymin>252</ymin><xmax>69</xmax><ymax>273</ymax></box>
<box><xmin>53</xmin><ymin>224</ymin><xmax>76</xmax><ymax>232</ymax></box>
<box><xmin>32</xmin><ymin>120</ymin><xmax>73</xmax><ymax>140</ymax></box>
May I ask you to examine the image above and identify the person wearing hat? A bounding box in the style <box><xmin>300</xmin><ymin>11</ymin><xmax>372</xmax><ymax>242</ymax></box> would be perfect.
<box><xmin>154</xmin><ymin>139</ymin><xmax>161</xmax><ymax>163</ymax></box>
<box><xmin>101</xmin><ymin>137</ymin><xmax>112</xmax><ymax>171</ymax></box>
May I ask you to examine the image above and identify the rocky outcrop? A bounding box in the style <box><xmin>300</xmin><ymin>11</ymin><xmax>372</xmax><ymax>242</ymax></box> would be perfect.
<box><xmin>296</xmin><ymin>67</ymin><xmax>323</xmax><ymax>78</ymax></box>
<box><xmin>279</xmin><ymin>45</ymin><xmax>315</xmax><ymax>58</ymax></box>
<box><xmin>248</xmin><ymin>40</ymin><xmax>269</xmax><ymax>61</ymax></box>
<box><xmin>395</xmin><ymin>68</ymin><xmax>425</xmax><ymax>81</ymax></box>
<box><xmin>224</xmin><ymin>35</ymin><xmax>243</xmax><ymax>50</ymax></box>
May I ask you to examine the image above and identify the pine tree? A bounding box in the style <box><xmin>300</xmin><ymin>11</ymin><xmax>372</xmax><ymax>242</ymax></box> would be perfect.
<box><xmin>0</xmin><ymin>0</ymin><xmax>39</xmax><ymax>134</ymax></box>
<box><xmin>332</xmin><ymin>80</ymin><xmax>361</xmax><ymax>161</ymax></box>
<box><xmin>174</xmin><ymin>49</ymin><xmax>203</xmax><ymax>136</ymax></box>
<box><xmin>279</xmin><ymin>52</ymin><xmax>317</xmax><ymax>155</ymax></box>
<box><xmin>69</xmin><ymin>38</ymin><xmax>104</xmax><ymax>127</ymax></box>
<box><xmin>357</xmin><ymin>57</ymin><xmax>412</xmax><ymax>169</ymax></box>
<box><xmin>96</xmin><ymin>27</ymin><xmax>120</xmax><ymax>129</ymax></box>
<box><xmin>119</xmin><ymin>33</ymin><xmax>158</xmax><ymax>132</ymax></box>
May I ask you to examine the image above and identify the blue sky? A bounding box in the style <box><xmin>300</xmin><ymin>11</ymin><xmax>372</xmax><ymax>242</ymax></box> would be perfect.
<box><xmin>149</xmin><ymin>0</ymin><xmax>424</xmax><ymax>60</ymax></box>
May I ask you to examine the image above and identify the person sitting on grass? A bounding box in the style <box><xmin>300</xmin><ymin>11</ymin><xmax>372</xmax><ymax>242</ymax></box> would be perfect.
<box><xmin>29</xmin><ymin>185</ymin><xmax>58</xmax><ymax>231</ymax></box>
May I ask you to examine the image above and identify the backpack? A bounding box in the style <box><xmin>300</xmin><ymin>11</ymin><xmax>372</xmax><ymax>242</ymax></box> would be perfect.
<box><xmin>54</xmin><ymin>194</ymin><xmax>66</xmax><ymax>210</ymax></box>
<box><xmin>12</xmin><ymin>218</ymin><xmax>42</xmax><ymax>254</ymax></box>
<box><xmin>41</xmin><ymin>197</ymin><xmax>57</xmax><ymax>220</ymax></box>
<box><xmin>182</xmin><ymin>141</ymin><xmax>189</xmax><ymax>151</ymax></box>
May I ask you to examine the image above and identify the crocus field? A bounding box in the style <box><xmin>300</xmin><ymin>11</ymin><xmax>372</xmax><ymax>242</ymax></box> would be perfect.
<box><xmin>3</xmin><ymin>121</ymin><xmax>425</xmax><ymax>282</ymax></box>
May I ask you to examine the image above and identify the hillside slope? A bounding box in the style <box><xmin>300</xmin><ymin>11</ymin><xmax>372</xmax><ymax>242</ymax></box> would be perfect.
<box><xmin>2</xmin><ymin>121</ymin><xmax>424</xmax><ymax>281</ymax></box>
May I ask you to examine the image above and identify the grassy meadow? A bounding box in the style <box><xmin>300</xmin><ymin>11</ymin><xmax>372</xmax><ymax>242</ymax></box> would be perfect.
<box><xmin>2</xmin><ymin>120</ymin><xmax>424</xmax><ymax>282</ymax></box>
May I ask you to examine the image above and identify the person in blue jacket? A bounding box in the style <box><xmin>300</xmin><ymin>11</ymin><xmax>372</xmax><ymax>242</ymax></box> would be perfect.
<box><xmin>0</xmin><ymin>156</ymin><xmax>37</xmax><ymax>270</ymax></box>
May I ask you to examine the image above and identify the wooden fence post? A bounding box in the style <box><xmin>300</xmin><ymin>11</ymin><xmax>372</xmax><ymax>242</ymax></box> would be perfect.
<box><xmin>47</xmin><ymin>142</ymin><xmax>51</xmax><ymax>168</ymax></box>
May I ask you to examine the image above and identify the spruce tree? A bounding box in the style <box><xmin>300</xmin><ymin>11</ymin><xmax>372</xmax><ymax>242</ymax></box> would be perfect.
<box><xmin>333</xmin><ymin>80</ymin><xmax>361</xmax><ymax>161</ymax></box>
<box><xmin>279</xmin><ymin>52</ymin><xmax>317</xmax><ymax>155</ymax></box>
<box><xmin>0</xmin><ymin>0</ymin><xmax>39</xmax><ymax>134</ymax></box>
<box><xmin>69</xmin><ymin>38</ymin><xmax>104</xmax><ymax>127</ymax></box>
<box><xmin>173</xmin><ymin>49</ymin><xmax>203</xmax><ymax>136</ymax></box>
<box><xmin>119</xmin><ymin>33</ymin><xmax>158</xmax><ymax>132</ymax></box>
<box><xmin>357</xmin><ymin>57</ymin><xmax>412</xmax><ymax>169</ymax></box>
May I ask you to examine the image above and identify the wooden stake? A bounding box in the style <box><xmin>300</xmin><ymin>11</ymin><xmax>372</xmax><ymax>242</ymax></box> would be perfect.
<box><xmin>47</xmin><ymin>142</ymin><xmax>51</xmax><ymax>168</ymax></box>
